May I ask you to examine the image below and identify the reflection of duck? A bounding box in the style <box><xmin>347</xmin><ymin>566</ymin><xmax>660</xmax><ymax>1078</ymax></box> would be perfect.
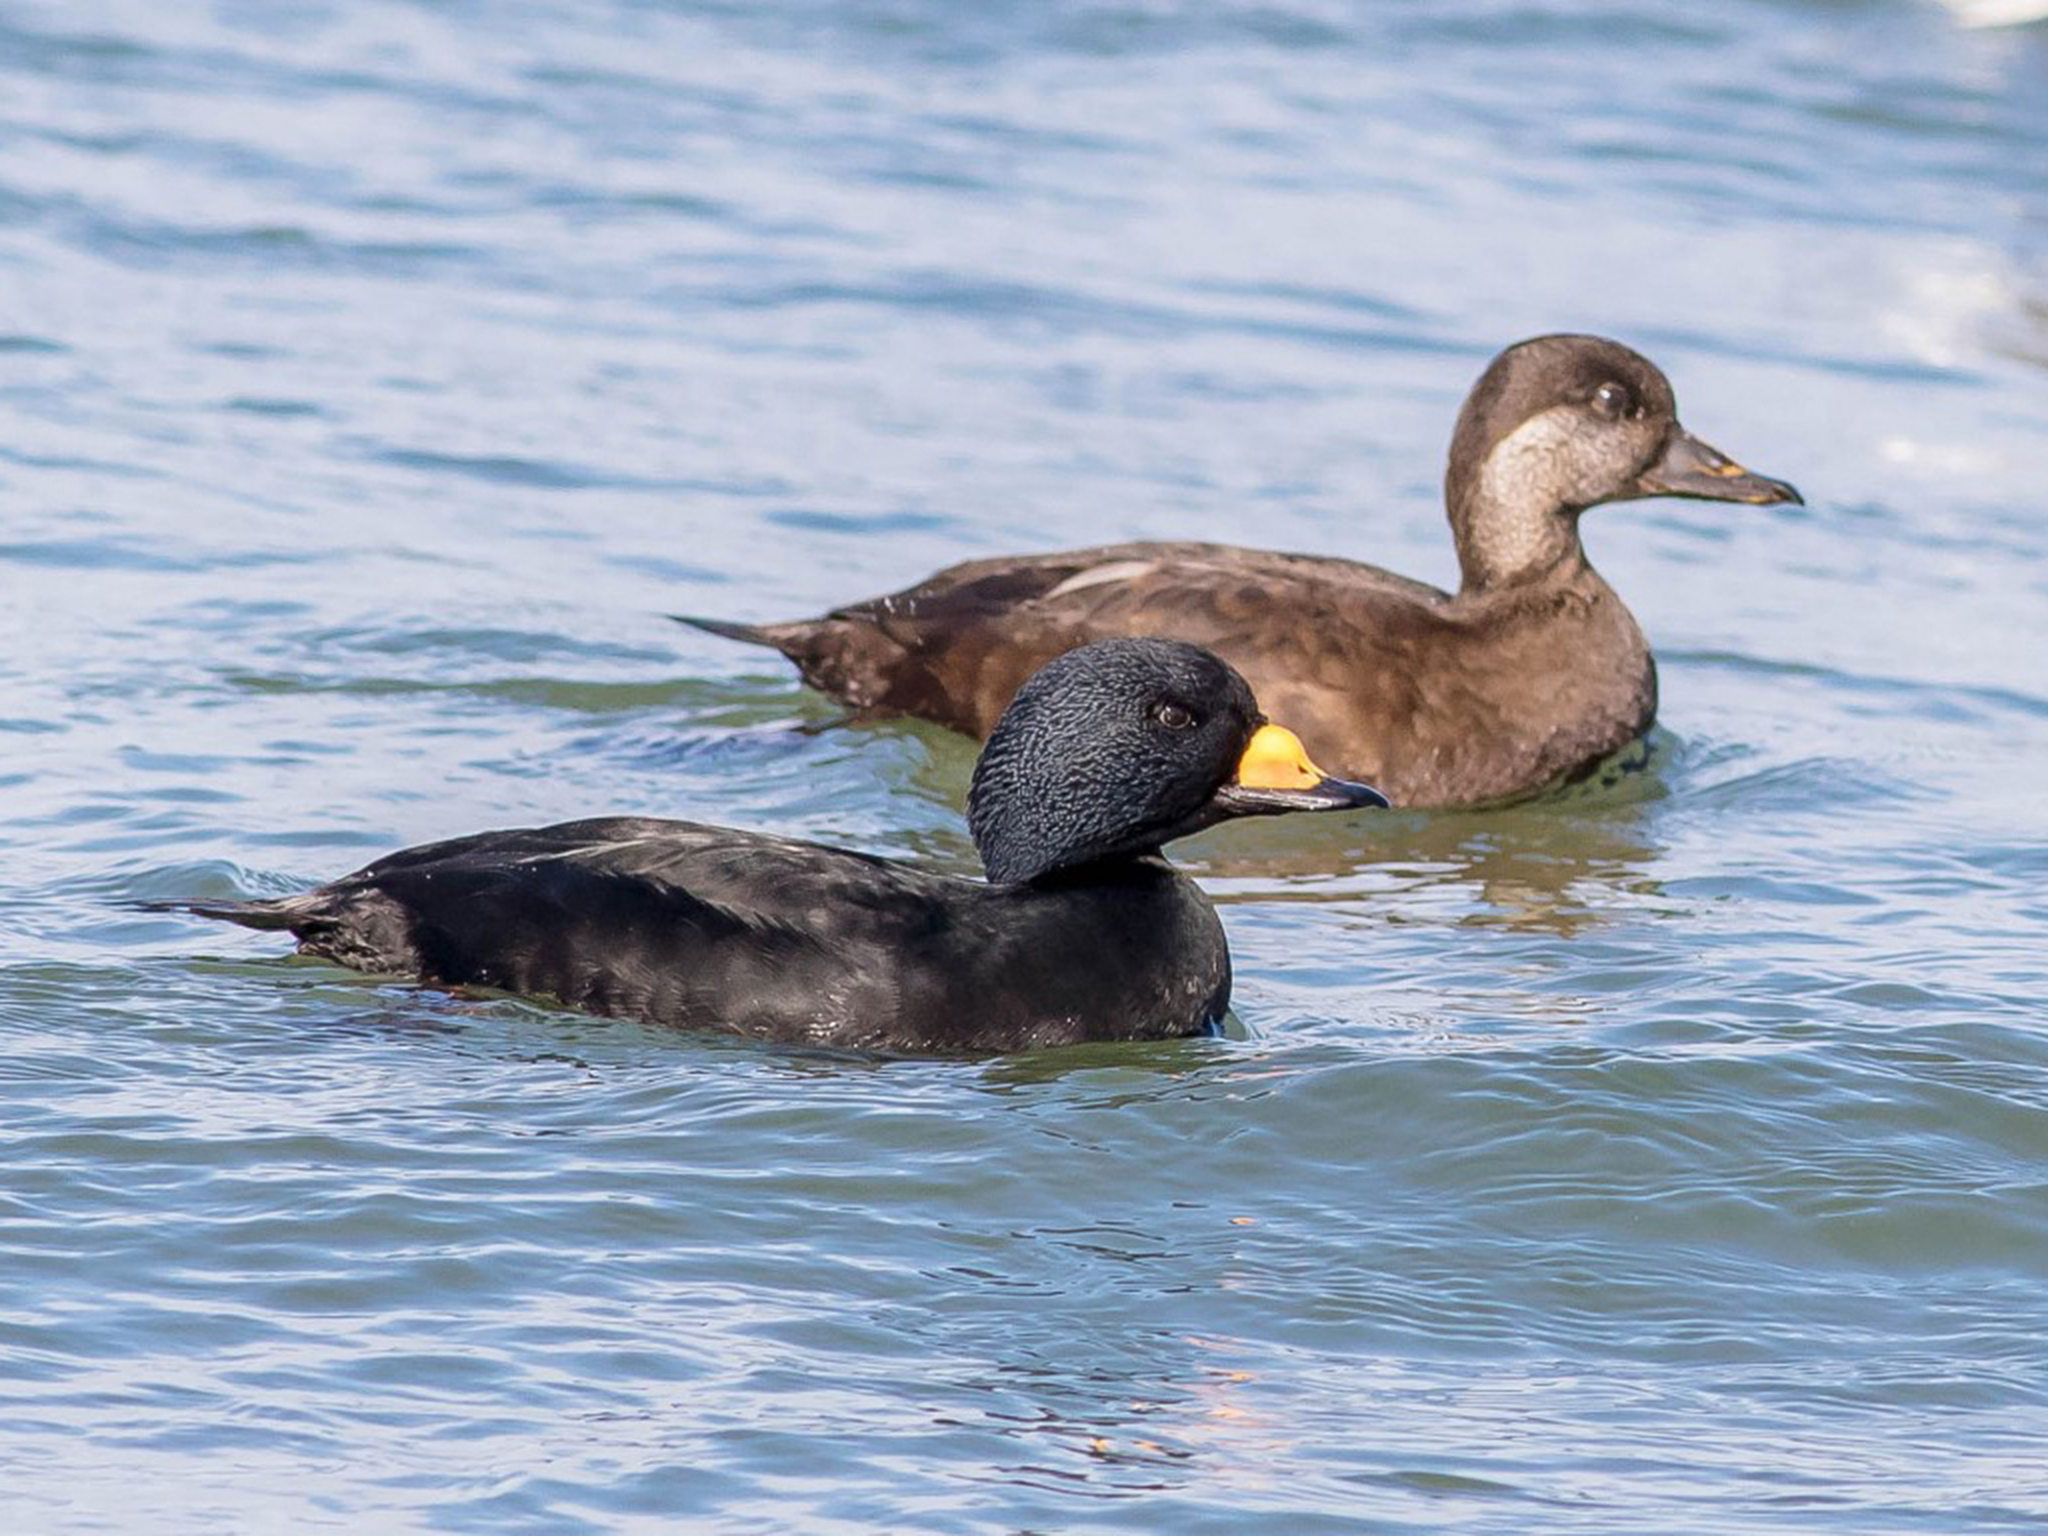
<box><xmin>687</xmin><ymin>335</ymin><xmax>1800</xmax><ymax>810</ymax></box>
<box><xmin>1178</xmin><ymin>770</ymin><xmax>1667</xmax><ymax>942</ymax></box>
<box><xmin>173</xmin><ymin>640</ymin><xmax>1386</xmax><ymax>1053</ymax></box>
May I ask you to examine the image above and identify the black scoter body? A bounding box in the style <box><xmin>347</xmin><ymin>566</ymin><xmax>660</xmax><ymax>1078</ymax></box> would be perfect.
<box><xmin>184</xmin><ymin>639</ymin><xmax>1387</xmax><ymax>1052</ymax></box>
<box><xmin>686</xmin><ymin>335</ymin><xmax>1801</xmax><ymax>808</ymax></box>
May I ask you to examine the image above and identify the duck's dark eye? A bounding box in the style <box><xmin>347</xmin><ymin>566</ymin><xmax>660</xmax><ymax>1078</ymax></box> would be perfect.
<box><xmin>1591</xmin><ymin>381</ymin><xmax>1634</xmax><ymax>420</ymax></box>
<box><xmin>1150</xmin><ymin>701</ymin><xmax>1197</xmax><ymax>731</ymax></box>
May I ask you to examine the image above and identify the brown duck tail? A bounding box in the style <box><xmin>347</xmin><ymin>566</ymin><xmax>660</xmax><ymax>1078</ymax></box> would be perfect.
<box><xmin>672</xmin><ymin>613</ymin><xmax>791</xmax><ymax>650</ymax></box>
<box><xmin>678</xmin><ymin>612</ymin><xmax>918</xmax><ymax>715</ymax></box>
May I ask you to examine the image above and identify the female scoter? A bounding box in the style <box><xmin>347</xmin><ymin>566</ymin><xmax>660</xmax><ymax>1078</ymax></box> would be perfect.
<box><xmin>179</xmin><ymin>639</ymin><xmax>1387</xmax><ymax>1052</ymax></box>
<box><xmin>686</xmin><ymin>335</ymin><xmax>1800</xmax><ymax>808</ymax></box>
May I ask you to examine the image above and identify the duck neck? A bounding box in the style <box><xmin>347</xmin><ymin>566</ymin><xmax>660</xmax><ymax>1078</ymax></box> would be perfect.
<box><xmin>1022</xmin><ymin>849</ymin><xmax>1175</xmax><ymax>892</ymax></box>
<box><xmin>1448</xmin><ymin>464</ymin><xmax>1587</xmax><ymax>597</ymax></box>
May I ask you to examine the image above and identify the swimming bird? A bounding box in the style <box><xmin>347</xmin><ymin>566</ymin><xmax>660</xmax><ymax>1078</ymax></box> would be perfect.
<box><xmin>176</xmin><ymin>639</ymin><xmax>1388</xmax><ymax>1053</ymax></box>
<box><xmin>685</xmin><ymin>335</ymin><xmax>1801</xmax><ymax>809</ymax></box>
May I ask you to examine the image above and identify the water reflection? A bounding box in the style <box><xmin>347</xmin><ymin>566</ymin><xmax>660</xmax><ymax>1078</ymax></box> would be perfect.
<box><xmin>1182</xmin><ymin>791</ymin><xmax>1668</xmax><ymax>940</ymax></box>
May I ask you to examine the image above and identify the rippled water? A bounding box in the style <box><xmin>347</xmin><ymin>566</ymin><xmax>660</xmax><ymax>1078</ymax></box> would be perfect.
<box><xmin>4</xmin><ymin>1</ymin><xmax>2048</xmax><ymax>1529</ymax></box>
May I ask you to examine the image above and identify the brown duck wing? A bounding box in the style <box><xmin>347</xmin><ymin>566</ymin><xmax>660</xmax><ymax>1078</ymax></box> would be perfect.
<box><xmin>748</xmin><ymin>542</ymin><xmax>1456</xmax><ymax>757</ymax></box>
<box><xmin>1072</xmin><ymin>555</ymin><xmax>1464</xmax><ymax>792</ymax></box>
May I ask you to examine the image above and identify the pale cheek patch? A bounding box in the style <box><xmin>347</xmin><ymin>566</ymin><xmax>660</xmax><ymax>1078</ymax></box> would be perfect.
<box><xmin>1467</xmin><ymin>407</ymin><xmax>1593</xmax><ymax>581</ymax></box>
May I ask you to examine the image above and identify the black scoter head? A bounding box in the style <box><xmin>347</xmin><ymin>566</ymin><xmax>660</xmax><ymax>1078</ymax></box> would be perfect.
<box><xmin>967</xmin><ymin>638</ymin><xmax>1389</xmax><ymax>886</ymax></box>
<box><xmin>1444</xmin><ymin>334</ymin><xmax>1803</xmax><ymax>590</ymax></box>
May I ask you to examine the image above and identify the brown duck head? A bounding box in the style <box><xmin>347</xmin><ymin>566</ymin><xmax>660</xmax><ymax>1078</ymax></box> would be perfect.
<box><xmin>1443</xmin><ymin>334</ymin><xmax>1802</xmax><ymax>594</ymax></box>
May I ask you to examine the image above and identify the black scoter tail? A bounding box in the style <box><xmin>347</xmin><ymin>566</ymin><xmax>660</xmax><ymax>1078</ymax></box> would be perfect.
<box><xmin>139</xmin><ymin>896</ymin><xmax>304</xmax><ymax>931</ymax></box>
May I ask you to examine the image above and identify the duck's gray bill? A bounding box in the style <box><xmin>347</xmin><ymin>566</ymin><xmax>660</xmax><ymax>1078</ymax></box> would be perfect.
<box><xmin>1636</xmin><ymin>428</ymin><xmax>1802</xmax><ymax>507</ymax></box>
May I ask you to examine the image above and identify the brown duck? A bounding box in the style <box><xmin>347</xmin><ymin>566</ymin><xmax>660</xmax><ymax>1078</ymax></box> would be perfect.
<box><xmin>686</xmin><ymin>335</ymin><xmax>1801</xmax><ymax>808</ymax></box>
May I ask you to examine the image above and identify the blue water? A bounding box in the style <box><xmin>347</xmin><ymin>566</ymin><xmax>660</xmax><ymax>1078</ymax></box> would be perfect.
<box><xmin>4</xmin><ymin>0</ymin><xmax>2048</xmax><ymax>1529</ymax></box>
